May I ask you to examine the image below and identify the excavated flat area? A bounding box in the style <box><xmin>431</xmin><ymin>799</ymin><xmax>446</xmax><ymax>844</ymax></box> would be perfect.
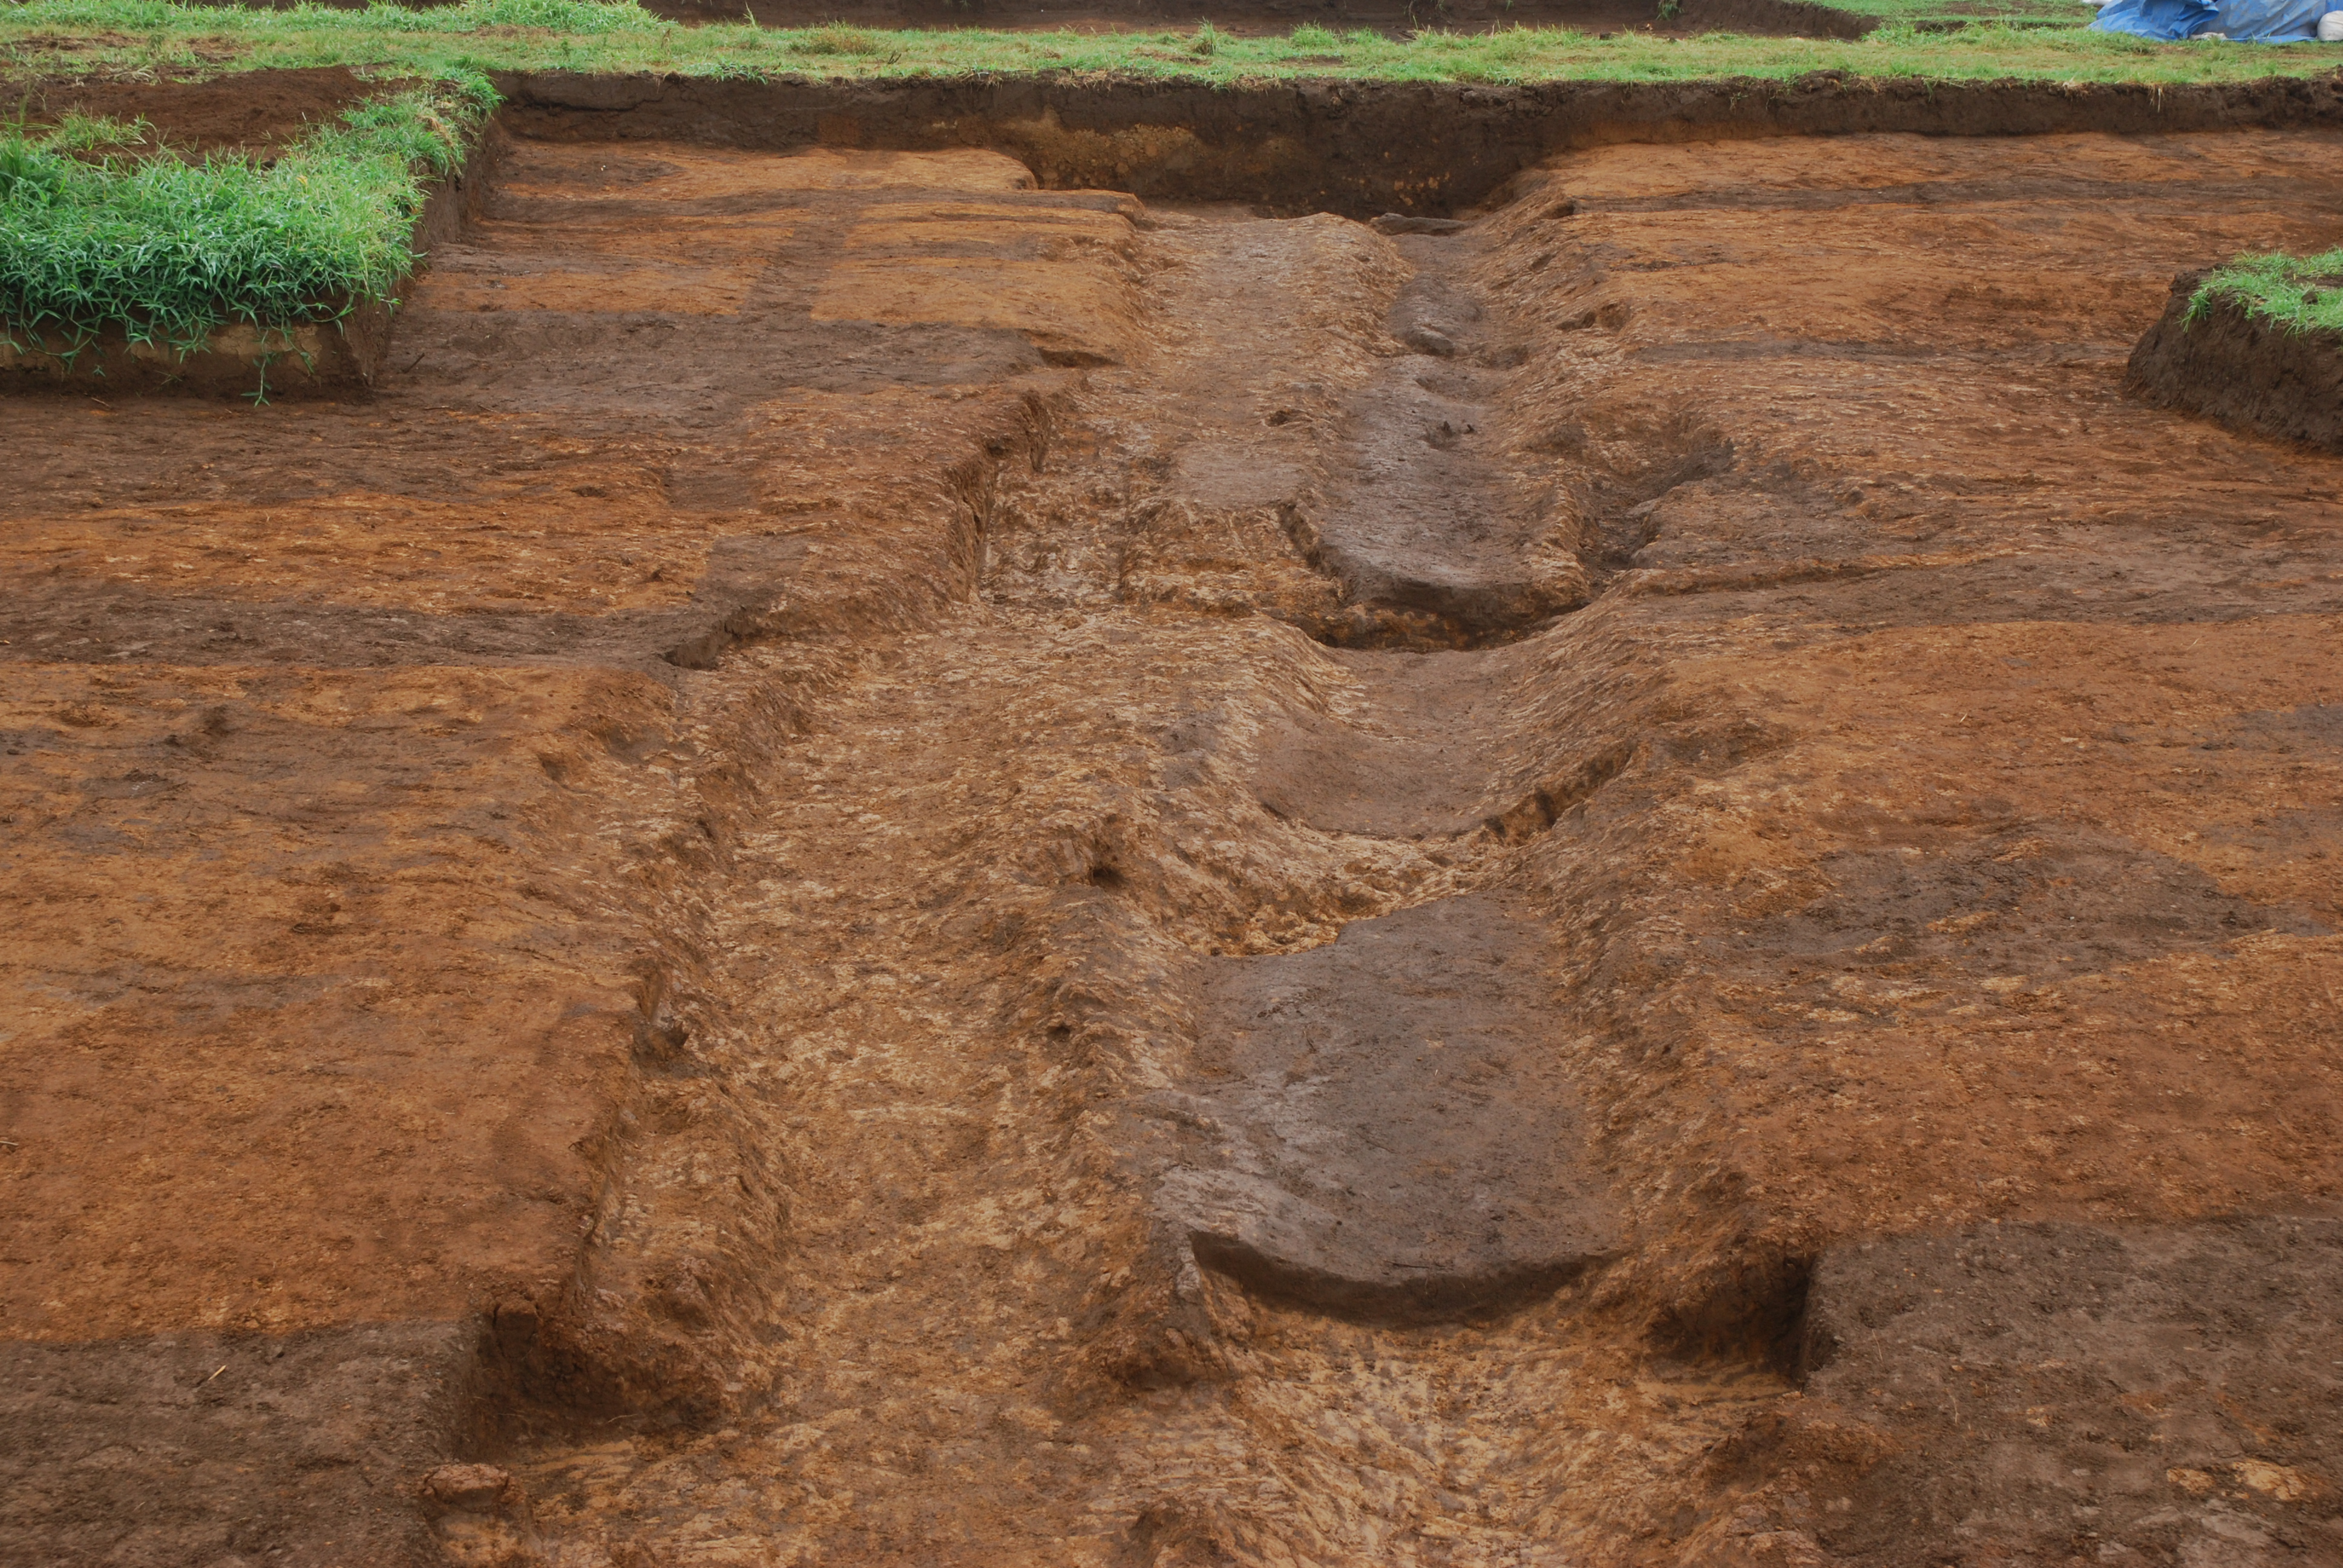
<box><xmin>4</xmin><ymin>115</ymin><xmax>2343</xmax><ymax>1568</ymax></box>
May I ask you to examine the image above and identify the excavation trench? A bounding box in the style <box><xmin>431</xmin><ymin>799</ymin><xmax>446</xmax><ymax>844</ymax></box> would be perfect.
<box><xmin>430</xmin><ymin>140</ymin><xmax>1673</xmax><ymax>1560</ymax></box>
<box><xmin>7</xmin><ymin>82</ymin><xmax>2343</xmax><ymax>1568</ymax></box>
<box><xmin>438</xmin><ymin>118</ymin><xmax>2343</xmax><ymax>1567</ymax></box>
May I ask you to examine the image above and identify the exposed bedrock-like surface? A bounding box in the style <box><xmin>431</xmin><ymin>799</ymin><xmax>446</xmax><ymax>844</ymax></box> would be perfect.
<box><xmin>1246</xmin><ymin>650</ymin><xmax>1514</xmax><ymax>838</ymax></box>
<box><xmin>1289</xmin><ymin>231</ymin><xmax>1589</xmax><ymax>646</ymax></box>
<box><xmin>8</xmin><ymin>113</ymin><xmax>2343</xmax><ymax>1568</ymax></box>
<box><xmin>1165</xmin><ymin>895</ymin><xmax>1616</xmax><ymax>1324</ymax></box>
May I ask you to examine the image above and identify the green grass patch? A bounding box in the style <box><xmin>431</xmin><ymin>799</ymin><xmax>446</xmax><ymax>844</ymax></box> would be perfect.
<box><xmin>2193</xmin><ymin>248</ymin><xmax>2343</xmax><ymax>334</ymax></box>
<box><xmin>1</xmin><ymin>75</ymin><xmax>493</xmax><ymax>358</ymax></box>
<box><xmin>4</xmin><ymin>0</ymin><xmax>2343</xmax><ymax>87</ymax></box>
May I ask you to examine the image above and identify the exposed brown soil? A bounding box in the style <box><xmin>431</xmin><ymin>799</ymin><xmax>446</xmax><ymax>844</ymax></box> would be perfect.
<box><xmin>4</xmin><ymin>85</ymin><xmax>2343</xmax><ymax>1568</ymax></box>
<box><xmin>0</xmin><ymin>308</ymin><xmax>392</xmax><ymax>394</ymax></box>
<box><xmin>2128</xmin><ymin>274</ymin><xmax>2343</xmax><ymax>454</ymax></box>
<box><xmin>1783</xmin><ymin>1218</ymin><xmax>2343</xmax><ymax>1565</ymax></box>
<box><xmin>4</xmin><ymin>1324</ymin><xmax>477</xmax><ymax>1565</ymax></box>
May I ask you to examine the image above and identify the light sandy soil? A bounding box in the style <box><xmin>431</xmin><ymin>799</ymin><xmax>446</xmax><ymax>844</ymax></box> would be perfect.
<box><xmin>4</xmin><ymin>125</ymin><xmax>2342</xmax><ymax>1567</ymax></box>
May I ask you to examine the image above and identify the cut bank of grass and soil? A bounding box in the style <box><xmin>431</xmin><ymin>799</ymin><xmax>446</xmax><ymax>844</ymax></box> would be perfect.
<box><xmin>7</xmin><ymin>0</ymin><xmax>2343</xmax><ymax>87</ymax></box>
<box><xmin>1</xmin><ymin>77</ymin><xmax>488</xmax><ymax>388</ymax></box>
<box><xmin>2195</xmin><ymin>243</ymin><xmax>2343</xmax><ymax>332</ymax></box>
<box><xmin>2128</xmin><ymin>244</ymin><xmax>2343</xmax><ymax>451</ymax></box>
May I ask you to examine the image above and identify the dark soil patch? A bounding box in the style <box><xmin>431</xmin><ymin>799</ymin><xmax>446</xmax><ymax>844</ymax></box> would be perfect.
<box><xmin>16</xmin><ymin>66</ymin><xmax>387</xmax><ymax>157</ymax></box>
<box><xmin>1767</xmin><ymin>1220</ymin><xmax>2343</xmax><ymax>1567</ymax></box>
<box><xmin>2128</xmin><ymin>270</ymin><xmax>2343</xmax><ymax>454</ymax></box>
<box><xmin>0</xmin><ymin>1323</ymin><xmax>478</xmax><ymax>1568</ymax></box>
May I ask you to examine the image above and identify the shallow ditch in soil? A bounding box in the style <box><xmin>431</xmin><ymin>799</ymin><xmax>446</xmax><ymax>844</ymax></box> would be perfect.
<box><xmin>5</xmin><ymin>82</ymin><xmax>2343</xmax><ymax>1568</ymax></box>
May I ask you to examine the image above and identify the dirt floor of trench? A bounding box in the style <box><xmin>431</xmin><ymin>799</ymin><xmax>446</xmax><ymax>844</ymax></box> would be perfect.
<box><xmin>5</xmin><ymin>106</ymin><xmax>2343</xmax><ymax>1568</ymax></box>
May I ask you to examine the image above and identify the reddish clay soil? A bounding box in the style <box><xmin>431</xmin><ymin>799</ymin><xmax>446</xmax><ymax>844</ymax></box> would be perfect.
<box><xmin>4</xmin><ymin>105</ymin><xmax>2343</xmax><ymax>1568</ymax></box>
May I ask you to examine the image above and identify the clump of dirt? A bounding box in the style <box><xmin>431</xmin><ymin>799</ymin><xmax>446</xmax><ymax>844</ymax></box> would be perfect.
<box><xmin>2128</xmin><ymin>269</ymin><xmax>2343</xmax><ymax>453</ymax></box>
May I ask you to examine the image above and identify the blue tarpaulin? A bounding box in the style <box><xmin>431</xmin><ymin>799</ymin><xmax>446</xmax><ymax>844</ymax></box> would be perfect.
<box><xmin>2091</xmin><ymin>0</ymin><xmax>2331</xmax><ymax>39</ymax></box>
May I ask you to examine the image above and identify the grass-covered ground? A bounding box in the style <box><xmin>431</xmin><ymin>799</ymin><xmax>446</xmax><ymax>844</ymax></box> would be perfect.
<box><xmin>2197</xmin><ymin>249</ymin><xmax>2343</xmax><ymax>334</ymax></box>
<box><xmin>2</xmin><ymin>77</ymin><xmax>488</xmax><ymax>358</ymax></box>
<box><xmin>5</xmin><ymin>0</ymin><xmax>2343</xmax><ymax>88</ymax></box>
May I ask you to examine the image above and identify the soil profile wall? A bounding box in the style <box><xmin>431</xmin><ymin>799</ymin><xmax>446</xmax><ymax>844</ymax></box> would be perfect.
<box><xmin>494</xmin><ymin>68</ymin><xmax>2343</xmax><ymax>215</ymax></box>
<box><xmin>652</xmin><ymin>0</ymin><xmax>1878</xmax><ymax>38</ymax></box>
<box><xmin>242</xmin><ymin>0</ymin><xmax>1877</xmax><ymax>34</ymax></box>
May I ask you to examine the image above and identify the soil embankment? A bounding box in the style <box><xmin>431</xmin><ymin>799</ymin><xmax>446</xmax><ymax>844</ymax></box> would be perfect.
<box><xmin>2129</xmin><ymin>271</ymin><xmax>2343</xmax><ymax>452</ymax></box>
<box><xmin>658</xmin><ymin>0</ymin><xmax>1875</xmax><ymax>37</ymax></box>
<box><xmin>4</xmin><ymin>85</ymin><xmax>2343</xmax><ymax>1567</ymax></box>
<box><xmin>494</xmin><ymin>68</ymin><xmax>2343</xmax><ymax>215</ymax></box>
<box><xmin>226</xmin><ymin>0</ymin><xmax>1875</xmax><ymax>34</ymax></box>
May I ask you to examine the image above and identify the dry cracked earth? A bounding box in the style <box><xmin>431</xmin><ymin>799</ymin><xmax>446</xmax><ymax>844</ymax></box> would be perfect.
<box><xmin>5</xmin><ymin>114</ymin><xmax>2343</xmax><ymax>1568</ymax></box>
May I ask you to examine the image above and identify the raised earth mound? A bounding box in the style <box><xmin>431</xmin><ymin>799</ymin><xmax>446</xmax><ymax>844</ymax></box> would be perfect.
<box><xmin>3</xmin><ymin>74</ymin><xmax>2342</xmax><ymax>1568</ymax></box>
<box><xmin>2129</xmin><ymin>270</ymin><xmax>2343</xmax><ymax>454</ymax></box>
